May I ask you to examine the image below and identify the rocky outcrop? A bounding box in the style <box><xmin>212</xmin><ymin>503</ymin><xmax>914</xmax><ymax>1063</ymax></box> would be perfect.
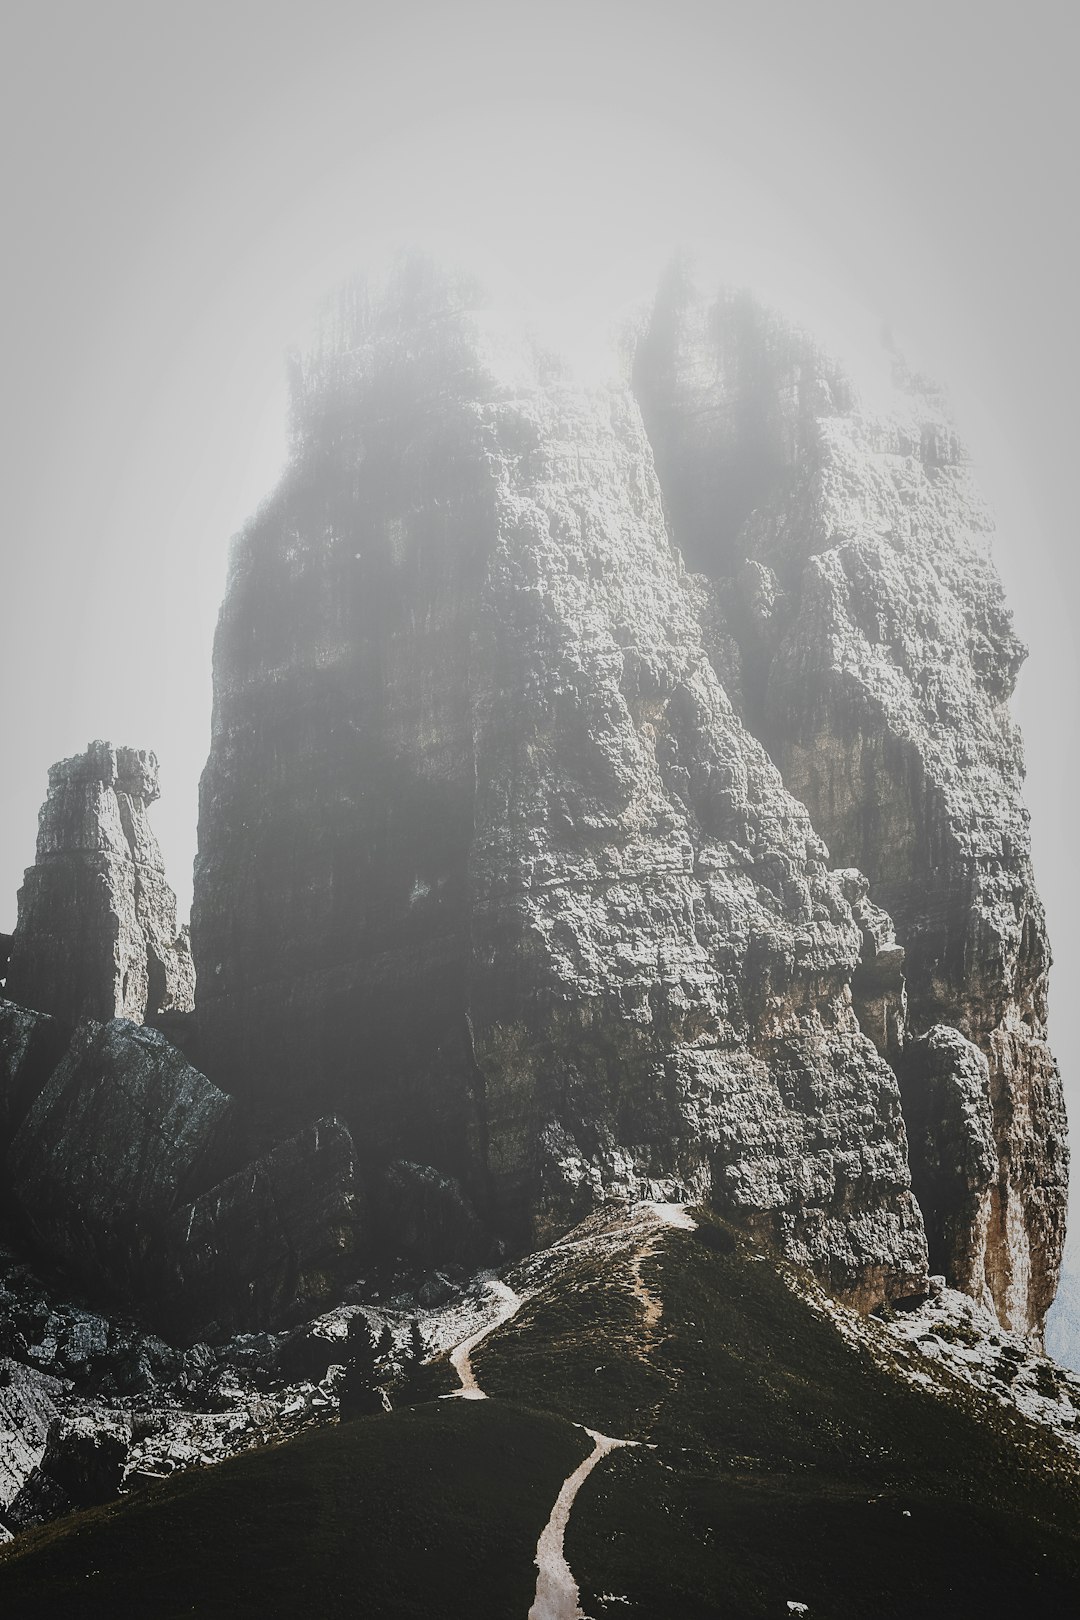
<box><xmin>631</xmin><ymin>270</ymin><xmax>1067</xmax><ymax>1339</ymax></box>
<box><xmin>377</xmin><ymin>1161</ymin><xmax>492</xmax><ymax>1275</ymax></box>
<box><xmin>0</xmin><ymin>999</ymin><xmax>66</xmax><ymax>1153</ymax></box>
<box><xmin>9</xmin><ymin>261</ymin><xmax>1059</xmax><ymax>1343</ymax></box>
<box><xmin>0</xmin><ymin>1241</ymin><xmax>341</xmax><ymax>1530</ymax></box>
<box><xmin>899</xmin><ymin>1025</ymin><xmax>997</xmax><ymax>1302</ymax></box>
<box><xmin>9</xmin><ymin>1019</ymin><xmax>235</xmax><ymax>1298</ymax></box>
<box><xmin>162</xmin><ymin>1117</ymin><xmax>359</xmax><ymax>1340</ymax></box>
<box><xmin>6</xmin><ymin>1412</ymin><xmax>130</xmax><ymax>1528</ymax></box>
<box><xmin>6</xmin><ymin>1017</ymin><xmax>359</xmax><ymax>1336</ymax></box>
<box><xmin>0</xmin><ymin>1358</ymin><xmax>66</xmax><ymax>1516</ymax></box>
<box><xmin>5</xmin><ymin>741</ymin><xmax>195</xmax><ymax>1027</ymax></box>
<box><xmin>192</xmin><ymin>260</ymin><xmax>927</xmax><ymax>1310</ymax></box>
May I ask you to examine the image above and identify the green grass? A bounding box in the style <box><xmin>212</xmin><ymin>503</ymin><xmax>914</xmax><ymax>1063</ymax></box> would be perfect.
<box><xmin>572</xmin><ymin>1451</ymin><xmax>1080</xmax><ymax>1619</ymax></box>
<box><xmin>478</xmin><ymin>1212</ymin><xmax>1080</xmax><ymax>1618</ymax></box>
<box><xmin>0</xmin><ymin>1401</ymin><xmax>588</xmax><ymax>1619</ymax></box>
<box><xmin>5</xmin><ymin>1210</ymin><xmax>1080</xmax><ymax>1618</ymax></box>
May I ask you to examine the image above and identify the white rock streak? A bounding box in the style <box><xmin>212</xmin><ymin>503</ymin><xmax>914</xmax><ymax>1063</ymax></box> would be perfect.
<box><xmin>528</xmin><ymin>1428</ymin><xmax>632</xmax><ymax>1620</ymax></box>
<box><xmin>646</xmin><ymin>1202</ymin><xmax>697</xmax><ymax>1231</ymax></box>
<box><xmin>448</xmin><ymin>1278</ymin><xmax>523</xmax><ymax>1399</ymax></box>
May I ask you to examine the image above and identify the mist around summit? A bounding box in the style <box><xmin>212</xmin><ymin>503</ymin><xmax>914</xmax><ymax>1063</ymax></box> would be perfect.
<box><xmin>2</xmin><ymin>4</ymin><xmax>1079</xmax><ymax>1614</ymax></box>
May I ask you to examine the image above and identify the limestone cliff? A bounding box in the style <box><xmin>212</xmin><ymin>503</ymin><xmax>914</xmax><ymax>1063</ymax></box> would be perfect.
<box><xmin>632</xmin><ymin>269</ymin><xmax>1067</xmax><ymax>1336</ymax></box>
<box><xmin>6</xmin><ymin>741</ymin><xmax>195</xmax><ymax>1027</ymax></box>
<box><xmin>193</xmin><ymin>260</ymin><xmax>928</xmax><ymax>1310</ymax></box>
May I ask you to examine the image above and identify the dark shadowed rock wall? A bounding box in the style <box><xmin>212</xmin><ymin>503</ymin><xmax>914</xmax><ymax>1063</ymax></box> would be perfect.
<box><xmin>3</xmin><ymin>1009</ymin><xmax>359</xmax><ymax>1339</ymax></box>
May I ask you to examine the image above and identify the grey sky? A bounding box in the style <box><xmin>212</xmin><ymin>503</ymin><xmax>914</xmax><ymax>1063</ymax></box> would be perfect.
<box><xmin>2</xmin><ymin>0</ymin><xmax>1077</xmax><ymax>1161</ymax></box>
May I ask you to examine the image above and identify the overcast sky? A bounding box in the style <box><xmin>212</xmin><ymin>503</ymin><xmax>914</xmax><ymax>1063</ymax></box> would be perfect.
<box><xmin>2</xmin><ymin>0</ymin><xmax>1077</xmax><ymax>1149</ymax></box>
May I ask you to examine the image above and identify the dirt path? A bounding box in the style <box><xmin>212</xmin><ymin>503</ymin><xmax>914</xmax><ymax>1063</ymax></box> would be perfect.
<box><xmin>527</xmin><ymin>1202</ymin><xmax>697</xmax><ymax>1618</ymax></box>
<box><xmin>448</xmin><ymin>1279</ymin><xmax>523</xmax><ymax>1400</ymax></box>
<box><xmin>527</xmin><ymin>1427</ymin><xmax>632</xmax><ymax>1620</ymax></box>
<box><xmin>628</xmin><ymin>1202</ymin><xmax>697</xmax><ymax>1345</ymax></box>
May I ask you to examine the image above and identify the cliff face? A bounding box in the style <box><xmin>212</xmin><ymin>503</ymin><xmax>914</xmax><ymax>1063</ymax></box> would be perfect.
<box><xmin>192</xmin><ymin>261</ymin><xmax>929</xmax><ymax>1309</ymax></box>
<box><xmin>632</xmin><ymin>273</ymin><xmax>1067</xmax><ymax>1336</ymax></box>
<box><xmin>6</xmin><ymin>742</ymin><xmax>194</xmax><ymax>1027</ymax></box>
<box><xmin>186</xmin><ymin>258</ymin><xmax>1066</xmax><ymax>1333</ymax></box>
<box><xmin>3</xmin><ymin>1007</ymin><xmax>358</xmax><ymax>1339</ymax></box>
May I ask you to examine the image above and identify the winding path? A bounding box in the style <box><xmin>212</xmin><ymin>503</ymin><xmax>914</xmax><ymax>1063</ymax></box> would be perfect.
<box><xmin>629</xmin><ymin>1202</ymin><xmax>698</xmax><ymax>1346</ymax></box>
<box><xmin>526</xmin><ymin>1202</ymin><xmax>697</xmax><ymax>1619</ymax></box>
<box><xmin>448</xmin><ymin>1278</ymin><xmax>523</xmax><ymax>1399</ymax></box>
<box><xmin>527</xmin><ymin>1427</ymin><xmax>632</xmax><ymax>1620</ymax></box>
<box><xmin>440</xmin><ymin>1202</ymin><xmax>696</xmax><ymax>1616</ymax></box>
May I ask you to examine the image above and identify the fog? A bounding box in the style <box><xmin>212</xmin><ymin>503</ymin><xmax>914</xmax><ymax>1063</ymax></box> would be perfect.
<box><xmin>2</xmin><ymin>0</ymin><xmax>1076</xmax><ymax>1158</ymax></box>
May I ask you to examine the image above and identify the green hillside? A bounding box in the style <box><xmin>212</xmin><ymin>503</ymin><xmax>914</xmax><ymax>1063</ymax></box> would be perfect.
<box><xmin>2</xmin><ymin>1208</ymin><xmax>1079</xmax><ymax>1618</ymax></box>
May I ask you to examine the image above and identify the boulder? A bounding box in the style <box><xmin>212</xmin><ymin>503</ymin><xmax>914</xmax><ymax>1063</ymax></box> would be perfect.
<box><xmin>9</xmin><ymin>1019</ymin><xmax>235</xmax><ymax>1297</ymax></box>
<box><xmin>0</xmin><ymin>1357</ymin><xmax>67</xmax><ymax>1514</ymax></box>
<box><xmin>37</xmin><ymin>1412</ymin><xmax>128</xmax><ymax>1508</ymax></box>
<box><xmin>162</xmin><ymin>1116</ymin><xmax>359</xmax><ymax>1340</ymax></box>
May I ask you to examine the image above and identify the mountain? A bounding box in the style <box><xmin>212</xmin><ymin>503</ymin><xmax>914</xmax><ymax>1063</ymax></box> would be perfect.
<box><xmin>0</xmin><ymin>254</ymin><xmax>1071</xmax><ymax>1598</ymax></box>
<box><xmin>190</xmin><ymin>255</ymin><xmax>1063</xmax><ymax>1330</ymax></box>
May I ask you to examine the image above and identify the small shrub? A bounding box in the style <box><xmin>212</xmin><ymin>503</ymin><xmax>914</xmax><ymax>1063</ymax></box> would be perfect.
<box><xmin>1034</xmin><ymin>1364</ymin><xmax>1062</xmax><ymax>1402</ymax></box>
<box><xmin>395</xmin><ymin>1320</ymin><xmax>438</xmax><ymax>1406</ymax></box>
<box><xmin>934</xmin><ymin>1320</ymin><xmax>981</xmax><ymax>1349</ymax></box>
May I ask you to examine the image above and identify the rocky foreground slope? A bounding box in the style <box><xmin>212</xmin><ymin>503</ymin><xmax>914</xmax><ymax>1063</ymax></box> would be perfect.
<box><xmin>3</xmin><ymin>1204</ymin><xmax>1080</xmax><ymax>1618</ymax></box>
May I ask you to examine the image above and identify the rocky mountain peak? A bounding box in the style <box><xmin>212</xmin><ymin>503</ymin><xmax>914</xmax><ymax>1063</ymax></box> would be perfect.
<box><xmin>0</xmin><ymin>261</ymin><xmax>1067</xmax><ymax>1359</ymax></box>
<box><xmin>6</xmin><ymin>740</ymin><xmax>194</xmax><ymax>1028</ymax></box>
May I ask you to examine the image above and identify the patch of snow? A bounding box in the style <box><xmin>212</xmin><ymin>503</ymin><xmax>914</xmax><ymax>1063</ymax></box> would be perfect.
<box><xmin>787</xmin><ymin>1265</ymin><xmax>1080</xmax><ymax>1460</ymax></box>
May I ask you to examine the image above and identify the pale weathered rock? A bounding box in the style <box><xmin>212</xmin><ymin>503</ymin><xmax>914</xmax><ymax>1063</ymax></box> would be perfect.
<box><xmin>632</xmin><ymin>270</ymin><xmax>1067</xmax><ymax>1339</ymax></box>
<box><xmin>0</xmin><ymin>1358</ymin><xmax>67</xmax><ymax>1514</ymax></box>
<box><xmin>192</xmin><ymin>259</ymin><xmax>927</xmax><ymax>1310</ymax></box>
<box><xmin>5</xmin><ymin>741</ymin><xmax>195</xmax><ymax>1027</ymax></box>
<box><xmin>900</xmin><ymin>1025</ymin><xmax>997</xmax><ymax>1303</ymax></box>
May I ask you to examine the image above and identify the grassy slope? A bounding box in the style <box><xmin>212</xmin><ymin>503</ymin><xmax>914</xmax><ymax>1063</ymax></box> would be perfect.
<box><xmin>0</xmin><ymin>1402</ymin><xmax>589</xmax><ymax>1619</ymax></box>
<box><xmin>4</xmin><ymin>1210</ymin><xmax>1080</xmax><ymax>1618</ymax></box>
<box><xmin>476</xmin><ymin>1212</ymin><xmax>1080</xmax><ymax>1618</ymax></box>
